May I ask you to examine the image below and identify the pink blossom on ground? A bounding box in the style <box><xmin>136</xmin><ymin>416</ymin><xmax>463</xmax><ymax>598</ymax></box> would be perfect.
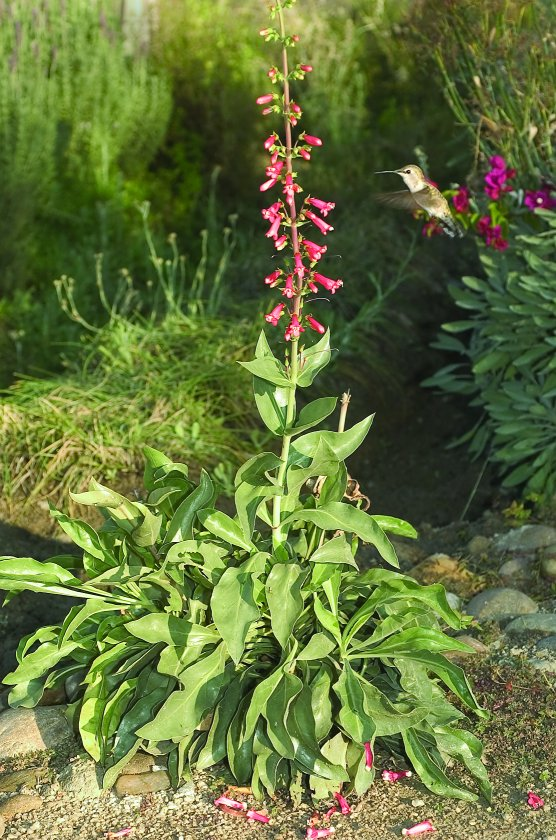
<box><xmin>323</xmin><ymin>807</ymin><xmax>338</xmax><ymax>820</ymax></box>
<box><xmin>246</xmin><ymin>810</ymin><xmax>270</xmax><ymax>823</ymax></box>
<box><xmin>364</xmin><ymin>741</ymin><xmax>374</xmax><ymax>771</ymax></box>
<box><xmin>304</xmin><ymin>134</ymin><xmax>323</xmax><ymax>146</ymax></box>
<box><xmin>306</xmin><ymin>210</ymin><xmax>333</xmax><ymax>235</ymax></box>
<box><xmin>524</xmin><ymin>188</ymin><xmax>556</xmax><ymax>210</ymax></box>
<box><xmin>452</xmin><ymin>186</ymin><xmax>470</xmax><ymax>213</ymax></box>
<box><xmin>265</xmin><ymin>303</ymin><xmax>285</xmax><ymax>326</ymax></box>
<box><xmin>308</xmin><ymin>197</ymin><xmax>335</xmax><ymax>216</ymax></box>
<box><xmin>401</xmin><ymin>820</ymin><xmax>436</xmax><ymax>836</ymax></box>
<box><xmin>306</xmin><ymin>829</ymin><xmax>335</xmax><ymax>840</ymax></box>
<box><xmin>313</xmin><ymin>272</ymin><xmax>342</xmax><ymax>293</ymax></box>
<box><xmin>106</xmin><ymin>830</ymin><xmax>134</xmax><ymax>839</ymax></box>
<box><xmin>264</xmin><ymin>269</ymin><xmax>282</xmax><ymax>287</ymax></box>
<box><xmin>302</xmin><ymin>238</ymin><xmax>327</xmax><ymax>261</ymax></box>
<box><xmin>285</xmin><ymin>313</ymin><xmax>304</xmax><ymax>341</ymax></box>
<box><xmin>307</xmin><ymin>315</ymin><xmax>325</xmax><ymax>334</ymax></box>
<box><xmin>274</xmin><ymin>234</ymin><xmax>288</xmax><ymax>250</ymax></box>
<box><xmin>333</xmin><ymin>792</ymin><xmax>351</xmax><ymax>815</ymax></box>
<box><xmin>282</xmin><ymin>274</ymin><xmax>295</xmax><ymax>298</ymax></box>
<box><xmin>382</xmin><ymin>769</ymin><xmax>413</xmax><ymax>783</ymax></box>
<box><xmin>256</xmin><ymin>93</ymin><xmax>274</xmax><ymax>105</ymax></box>
<box><xmin>299</xmin><ymin>148</ymin><xmax>311</xmax><ymax>161</ymax></box>
<box><xmin>527</xmin><ymin>791</ymin><xmax>544</xmax><ymax>810</ymax></box>
<box><xmin>214</xmin><ymin>796</ymin><xmax>247</xmax><ymax>811</ymax></box>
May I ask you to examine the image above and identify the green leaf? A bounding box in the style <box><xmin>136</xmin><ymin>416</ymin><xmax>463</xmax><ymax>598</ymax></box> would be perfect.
<box><xmin>227</xmin><ymin>695</ymin><xmax>255</xmax><ymax>784</ymax></box>
<box><xmin>59</xmin><ymin>599</ymin><xmax>118</xmax><ymax>647</ymax></box>
<box><xmin>309</xmin><ymin>535</ymin><xmax>358</xmax><ymax>568</ymax></box>
<box><xmin>402</xmin><ymin>727</ymin><xmax>477</xmax><ymax>801</ymax></box>
<box><xmin>197</xmin><ymin>508</ymin><xmax>255</xmax><ymax>552</ymax></box>
<box><xmin>49</xmin><ymin>509</ymin><xmax>109</xmax><ymax>561</ymax></box>
<box><xmin>309</xmin><ymin>666</ymin><xmax>333</xmax><ymax>741</ymax></box>
<box><xmin>370</xmin><ymin>515</ymin><xmax>418</xmax><ymax>539</ymax></box>
<box><xmin>285</xmin><ymin>502</ymin><xmax>399</xmax><ymax>567</ymax></box>
<box><xmin>333</xmin><ymin>663</ymin><xmax>375</xmax><ymax>743</ymax></box>
<box><xmin>0</xmin><ymin>557</ymin><xmax>82</xmax><ymax>593</ymax></box>
<box><xmin>313</xmin><ymin>595</ymin><xmax>342</xmax><ymax>646</ymax></box>
<box><xmin>352</xmin><ymin>627</ymin><xmax>474</xmax><ymax>658</ymax></box>
<box><xmin>265</xmin><ymin>563</ymin><xmax>307</xmax><ymax>649</ymax></box>
<box><xmin>3</xmin><ymin>640</ymin><xmax>79</xmax><ymax>684</ymax></box>
<box><xmin>292</xmin><ymin>414</ymin><xmax>374</xmax><ymax>461</ymax></box>
<box><xmin>434</xmin><ymin>726</ymin><xmax>492</xmax><ymax>802</ymax></box>
<box><xmin>210</xmin><ymin>567</ymin><xmax>260</xmax><ymax>663</ymax></box>
<box><xmin>239</xmin><ymin>356</ymin><xmax>291</xmax><ymax>387</ymax></box>
<box><xmin>125</xmin><ymin>614</ymin><xmax>221</xmax><ymax>647</ymax></box>
<box><xmin>297</xmin><ymin>330</ymin><xmax>332</xmax><ymax>387</ymax></box>
<box><xmin>196</xmin><ymin>675</ymin><xmax>248</xmax><ymax>770</ymax></box>
<box><xmin>136</xmin><ymin>643</ymin><xmax>231</xmax><ymax>739</ymax></box>
<box><xmin>166</xmin><ymin>470</ymin><xmax>215</xmax><ymax>542</ymax></box>
<box><xmin>297</xmin><ymin>633</ymin><xmax>336</xmax><ymax>661</ymax></box>
<box><xmin>253</xmin><ymin>376</ymin><xmax>288</xmax><ymax>435</ymax></box>
<box><xmin>288</xmin><ymin>397</ymin><xmax>338</xmax><ymax>435</ymax></box>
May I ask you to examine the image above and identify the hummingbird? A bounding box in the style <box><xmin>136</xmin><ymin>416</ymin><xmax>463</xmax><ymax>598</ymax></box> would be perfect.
<box><xmin>375</xmin><ymin>164</ymin><xmax>464</xmax><ymax>238</ymax></box>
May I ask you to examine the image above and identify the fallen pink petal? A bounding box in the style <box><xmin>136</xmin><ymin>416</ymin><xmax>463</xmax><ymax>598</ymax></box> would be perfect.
<box><xmin>306</xmin><ymin>829</ymin><xmax>335</xmax><ymax>839</ymax></box>
<box><xmin>401</xmin><ymin>820</ymin><xmax>436</xmax><ymax>836</ymax></box>
<box><xmin>324</xmin><ymin>806</ymin><xmax>338</xmax><ymax>820</ymax></box>
<box><xmin>106</xmin><ymin>830</ymin><xmax>134</xmax><ymax>839</ymax></box>
<box><xmin>527</xmin><ymin>791</ymin><xmax>545</xmax><ymax>809</ymax></box>
<box><xmin>333</xmin><ymin>791</ymin><xmax>351</xmax><ymax>815</ymax></box>
<box><xmin>382</xmin><ymin>769</ymin><xmax>413</xmax><ymax>783</ymax></box>
<box><xmin>214</xmin><ymin>795</ymin><xmax>247</xmax><ymax>811</ymax></box>
<box><xmin>246</xmin><ymin>809</ymin><xmax>271</xmax><ymax>823</ymax></box>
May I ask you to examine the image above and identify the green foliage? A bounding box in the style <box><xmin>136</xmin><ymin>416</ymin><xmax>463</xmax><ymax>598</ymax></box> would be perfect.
<box><xmin>0</xmin><ymin>0</ymin><xmax>171</xmax><ymax>293</ymax></box>
<box><xmin>424</xmin><ymin>210</ymin><xmax>556</xmax><ymax>495</ymax></box>
<box><xmin>420</xmin><ymin>0</ymin><xmax>554</xmax><ymax>181</ymax></box>
<box><xmin>1</xmin><ymin>332</ymin><xmax>490</xmax><ymax>803</ymax></box>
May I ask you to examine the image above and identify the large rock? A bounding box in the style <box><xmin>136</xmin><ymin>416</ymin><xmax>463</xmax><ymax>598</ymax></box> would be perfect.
<box><xmin>465</xmin><ymin>588</ymin><xmax>538</xmax><ymax>622</ymax></box>
<box><xmin>58</xmin><ymin>757</ymin><xmax>103</xmax><ymax>800</ymax></box>
<box><xmin>498</xmin><ymin>557</ymin><xmax>532</xmax><ymax>583</ymax></box>
<box><xmin>495</xmin><ymin>525</ymin><xmax>556</xmax><ymax>553</ymax></box>
<box><xmin>0</xmin><ymin>707</ymin><xmax>74</xmax><ymax>759</ymax></box>
<box><xmin>0</xmin><ymin>794</ymin><xmax>43</xmax><ymax>820</ymax></box>
<box><xmin>505</xmin><ymin>614</ymin><xmax>556</xmax><ymax>636</ymax></box>
<box><xmin>114</xmin><ymin>770</ymin><xmax>171</xmax><ymax>797</ymax></box>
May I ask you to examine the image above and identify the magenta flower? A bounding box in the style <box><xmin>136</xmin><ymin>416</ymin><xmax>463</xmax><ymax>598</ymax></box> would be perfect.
<box><xmin>246</xmin><ymin>810</ymin><xmax>270</xmax><ymax>823</ymax></box>
<box><xmin>308</xmin><ymin>197</ymin><xmax>335</xmax><ymax>216</ymax></box>
<box><xmin>264</xmin><ymin>269</ymin><xmax>282</xmax><ymax>287</ymax></box>
<box><xmin>401</xmin><ymin>820</ymin><xmax>436</xmax><ymax>836</ymax></box>
<box><xmin>323</xmin><ymin>806</ymin><xmax>338</xmax><ymax>820</ymax></box>
<box><xmin>300</xmin><ymin>64</ymin><xmax>313</xmax><ymax>72</ymax></box>
<box><xmin>452</xmin><ymin>186</ymin><xmax>470</xmax><ymax>214</ymax></box>
<box><xmin>306</xmin><ymin>210</ymin><xmax>334</xmax><ymax>235</ymax></box>
<box><xmin>285</xmin><ymin>313</ymin><xmax>304</xmax><ymax>341</ymax></box>
<box><xmin>306</xmin><ymin>315</ymin><xmax>325</xmax><ymax>334</ymax></box>
<box><xmin>382</xmin><ymin>769</ymin><xmax>413</xmax><ymax>782</ymax></box>
<box><xmin>302</xmin><ymin>238</ymin><xmax>327</xmax><ymax>261</ymax></box>
<box><xmin>524</xmin><ymin>187</ymin><xmax>556</xmax><ymax>210</ymax></box>
<box><xmin>264</xmin><ymin>134</ymin><xmax>277</xmax><ymax>150</ymax></box>
<box><xmin>294</xmin><ymin>252</ymin><xmax>306</xmax><ymax>279</ymax></box>
<box><xmin>265</xmin><ymin>303</ymin><xmax>285</xmax><ymax>326</ymax></box>
<box><xmin>364</xmin><ymin>741</ymin><xmax>374</xmax><ymax>771</ymax></box>
<box><xmin>283</xmin><ymin>172</ymin><xmax>301</xmax><ymax>206</ymax></box>
<box><xmin>106</xmin><ymin>830</ymin><xmax>134</xmax><ymax>839</ymax></box>
<box><xmin>291</xmin><ymin>102</ymin><xmax>302</xmax><ymax>115</ymax></box>
<box><xmin>267</xmin><ymin>67</ymin><xmax>277</xmax><ymax>79</ymax></box>
<box><xmin>333</xmin><ymin>792</ymin><xmax>351</xmax><ymax>815</ymax></box>
<box><xmin>299</xmin><ymin>148</ymin><xmax>311</xmax><ymax>161</ymax></box>
<box><xmin>274</xmin><ymin>234</ymin><xmax>288</xmax><ymax>250</ymax></box>
<box><xmin>214</xmin><ymin>796</ymin><xmax>247</xmax><ymax>811</ymax></box>
<box><xmin>282</xmin><ymin>274</ymin><xmax>295</xmax><ymax>298</ymax></box>
<box><xmin>304</xmin><ymin>134</ymin><xmax>323</xmax><ymax>146</ymax></box>
<box><xmin>493</xmin><ymin>236</ymin><xmax>509</xmax><ymax>251</ymax></box>
<box><xmin>312</xmin><ymin>272</ymin><xmax>342</xmax><ymax>294</ymax></box>
<box><xmin>306</xmin><ymin>829</ymin><xmax>335</xmax><ymax>840</ymax></box>
<box><xmin>260</xmin><ymin>177</ymin><xmax>278</xmax><ymax>192</ymax></box>
<box><xmin>527</xmin><ymin>791</ymin><xmax>544</xmax><ymax>810</ymax></box>
<box><xmin>256</xmin><ymin>93</ymin><xmax>275</xmax><ymax>105</ymax></box>
<box><xmin>422</xmin><ymin>220</ymin><xmax>442</xmax><ymax>237</ymax></box>
<box><xmin>476</xmin><ymin>215</ymin><xmax>492</xmax><ymax>237</ymax></box>
<box><xmin>484</xmin><ymin>155</ymin><xmax>515</xmax><ymax>200</ymax></box>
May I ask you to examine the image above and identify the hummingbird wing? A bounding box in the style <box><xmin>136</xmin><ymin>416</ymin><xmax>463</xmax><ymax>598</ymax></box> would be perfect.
<box><xmin>375</xmin><ymin>190</ymin><xmax>420</xmax><ymax>211</ymax></box>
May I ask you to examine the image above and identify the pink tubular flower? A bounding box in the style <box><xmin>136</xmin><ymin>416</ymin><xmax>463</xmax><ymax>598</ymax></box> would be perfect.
<box><xmin>265</xmin><ymin>303</ymin><xmax>285</xmax><ymax>326</ymax></box>
<box><xmin>527</xmin><ymin>791</ymin><xmax>544</xmax><ymax>810</ymax></box>
<box><xmin>262</xmin><ymin>106</ymin><xmax>274</xmax><ymax>116</ymax></box>
<box><xmin>382</xmin><ymin>769</ymin><xmax>413</xmax><ymax>783</ymax></box>
<box><xmin>267</xmin><ymin>67</ymin><xmax>277</xmax><ymax>79</ymax></box>
<box><xmin>302</xmin><ymin>238</ymin><xmax>327</xmax><ymax>261</ymax></box>
<box><xmin>364</xmin><ymin>741</ymin><xmax>374</xmax><ymax>771</ymax></box>
<box><xmin>246</xmin><ymin>810</ymin><xmax>270</xmax><ymax>823</ymax></box>
<box><xmin>299</xmin><ymin>148</ymin><xmax>311</xmax><ymax>161</ymax></box>
<box><xmin>291</xmin><ymin>102</ymin><xmax>302</xmax><ymax>115</ymax></box>
<box><xmin>307</xmin><ymin>315</ymin><xmax>325</xmax><ymax>334</ymax></box>
<box><xmin>214</xmin><ymin>796</ymin><xmax>247</xmax><ymax>811</ymax></box>
<box><xmin>282</xmin><ymin>274</ymin><xmax>295</xmax><ymax>298</ymax></box>
<box><xmin>524</xmin><ymin>187</ymin><xmax>556</xmax><ymax>210</ymax></box>
<box><xmin>306</xmin><ymin>210</ymin><xmax>334</xmax><ymax>235</ymax></box>
<box><xmin>308</xmin><ymin>197</ymin><xmax>335</xmax><ymax>216</ymax></box>
<box><xmin>323</xmin><ymin>807</ymin><xmax>338</xmax><ymax>820</ymax></box>
<box><xmin>402</xmin><ymin>820</ymin><xmax>436</xmax><ymax>836</ymax></box>
<box><xmin>306</xmin><ymin>829</ymin><xmax>335</xmax><ymax>840</ymax></box>
<box><xmin>333</xmin><ymin>792</ymin><xmax>351</xmax><ymax>815</ymax></box>
<box><xmin>452</xmin><ymin>186</ymin><xmax>470</xmax><ymax>214</ymax></box>
<box><xmin>264</xmin><ymin>133</ymin><xmax>278</xmax><ymax>151</ymax></box>
<box><xmin>256</xmin><ymin>93</ymin><xmax>274</xmax><ymax>105</ymax></box>
<box><xmin>283</xmin><ymin>172</ymin><xmax>301</xmax><ymax>206</ymax></box>
<box><xmin>106</xmin><ymin>830</ymin><xmax>134</xmax><ymax>839</ymax></box>
<box><xmin>313</xmin><ymin>272</ymin><xmax>342</xmax><ymax>294</ymax></box>
<box><xmin>285</xmin><ymin>313</ymin><xmax>304</xmax><ymax>341</ymax></box>
<box><xmin>274</xmin><ymin>234</ymin><xmax>288</xmax><ymax>250</ymax></box>
<box><xmin>484</xmin><ymin>154</ymin><xmax>515</xmax><ymax>200</ymax></box>
<box><xmin>260</xmin><ymin>177</ymin><xmax>278</xmax><ymax>192</ymax></box>
<box><xmin>300</xmin><ymin>64</ymin><xmax>313</xmax><ymax>72</ymax></box>
<box><xmin>304</xmin><ymin>134</ymin><xmax>323</xmax><ymax>146</ymax></box>
<box><xmin>266</xmin><ymin>216</ymin><xmax>282</xmax><ymax>239</ymax></box>
<box><xmin>294</xmin><ymin>251</ymin><xmax>306</xmax><ymax>279</ymax></box>
<box><xmin>264</xmin><ymin>269</ymin><xmax>282</xmax><ymax>287</ymax></box>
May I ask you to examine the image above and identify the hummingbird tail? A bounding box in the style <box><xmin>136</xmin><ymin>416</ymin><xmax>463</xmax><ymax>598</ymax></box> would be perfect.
<box><xmin>439</xmin><ymin>216</ymin><xmax>464</xmax><ymax>239</ymax></box>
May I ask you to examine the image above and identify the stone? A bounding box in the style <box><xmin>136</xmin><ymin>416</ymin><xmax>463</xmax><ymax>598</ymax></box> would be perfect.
<box><xmin>540</xmin><ymin>552</ymin><xmax>556</xmax><ymax>581</ymax></box>
<box><xmin>123</xmin><ymin>752</ymin><xmax>156</xmax><ymax>775</ymax></box>
<box><xmin>465</xmin><ymin>588</ymin><xmax>538</xmax><ymax>622</ymax></box>
<box><xmin>467</xmin><ymin>535</ymin><xmax>491</xmax><ymax>556</ymax></box>
<box><xmin>58</xmin><ymin>757</ymin><xmax>103</xmax><ymax>800</ymax></box>
<box><xmin>498</xmin><ymin>556</ymin><xmax>532</xmax><ymax>582</ymax></box>
<box><xmin>0</xmin><ymin>707</ymin><xmax>75</xmax><ymax>759</ymax></box>
<box><xmin>174</xmin><ymin>780</ymin><xmax>196</xmax><ymax>800</ymax></box>
<box><xmin>0</xmin><ymin>815</ymin><xmax>4</xmax><ymax>837</ymax></box>
<box><xmin>114</xmin><ymin>771</ymin><xmax>171</xmax><ymax>797</ymax></box>
<box><xmin>456</xmin><ymin>635</ymin><xmax>489</xmax><ymax>655</ymax></box>
<box><xmin>0</xmin><ymin>768</ymin><xmax>49</xmax><ymax>793</ymax></box>
<box><xmin>446</xmin><ymin>591</ymin><xmax>463</xmax><ymax>611</ymax></box>
<box><xmin>528</xmin><ymin>658</ymin><xmax>556</xmax><ymax>674</ymax></box>
<box><xmin>535</xmin><ymin>635</ymin><xmax>556</xmax><ymax>653</ymax></box>
<box><xmin>0</xmin><ymin>794</ymin><xmax>43</xmax><ymax>820</ymax></box>
<box><xmin>505</xmin><ymin>614</ymin><xmax>556</xmax><ymax>636</ymax></box>
<box><xmin>495</xmin><ymin>525</ymin><xmax>556</xmax><ymax>553</ymax></box>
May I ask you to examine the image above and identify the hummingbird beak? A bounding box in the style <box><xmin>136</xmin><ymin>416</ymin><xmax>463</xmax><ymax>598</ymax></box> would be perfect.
<box><xmin>374</xmin><ymin>170</ymin><xmax>397</xmax><ymax>175</ymax></box>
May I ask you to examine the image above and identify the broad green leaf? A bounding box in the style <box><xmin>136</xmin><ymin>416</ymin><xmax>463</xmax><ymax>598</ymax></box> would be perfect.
<box><xmin>297</xmin><ymin>330</ymin><xmax>332</xmax><ymax>387</ymax></box>
<box><xmin>239</xmin><ymin>356</ymin><xmax>291</xmax><ymax>387</ymax></box>
<box><xmin>309</xmin><ymin>666</ymin><xmax>333</xmax><ymax>741</ymax></box>
<box><xmin>3</xmin><ymin>640</ymin><xmax>80</xmax><ymax>685</ymax></box>
<box><xmin>166</xmin><ymin>470</ymin><xmax>215</xmax><ymax>542</ymax></box>
<box><xmin>211</xmin><ymin>567</ymin><xmax>260</xmax><ymax>663</ymax></box>
<box><xmin>49</xmin><ymin>508</ymin><xmax>113</xmax><ymax>563</ymax></box>
<box><xmin>288</xmin><ymin>397</ymin><xmax>338</xmax><ymax>435</ymax></box>
<box><xmin>292</xmin><ymin>414</ymin><xmax>374</xmax><ymax>461</ymax></box>
<box><xmin>297</xmin><ymin>633</ymin><xmax>336</xmax><ymax>661</ymax></box>
<box><xmin>265</xmin><ymin>564</ymin><xmax>307</xmax><ymax>648</ymax></box>
<box><xmin>143</xmin><ymin>446</ymin><xmax>174</xmax><ymax>490</ymax></box>
<box><xmin>333</xmin><ymin>663</ymin><xmax>375</xmax><ymax>743</ymax></box>
<box><xmin>253</xmin><ymin>376</ymin><xmax>288</xmax><ymax>435</ymax></box>
<box><xmin>313</xmin><ymin>596</ymin><xmax>342</xmax><ymax>646</ymax></box>
<box><xmin>434</xmin><ymin>726</ymin><xmax>492</xmax><ymax>802</ymax></box>
<box><xmin>136</xmin><ymin>643</ymin><xmax>231</xmax><ymax>739</ymax></box>
<box><xmin>399</xmin><ymin>651</ymin><xmax>487</xmax><ymax>716</ymax></box>
<box><xmin>132</xmin><ymin>505</ymin><xmax>163</xmax><ymax>547</ymax></box>
<box><xmin>351</xmin><ymin>627</ymin><xmax>474</xmax><ymax>658</ymax></box>
<box><xmin>8</xmin><ymin>678</ymin><xmax>46</xmax><ymax>708</ymax></box>
<box><xmin>235</xmin><ymin>452</ymin><xmax>282</xmax><ymax>487</ymax></box>
<box><xmin>59</xmin><ymin>599</ymin><xmax>118</xmax><ymax>647</ymax></box>
<box><xmin>309</xmin><ymin>535</ymin><xmax>358</xmax><ymax>568</ymax></box>
<box><xmin>0</xmin><ymin>557</ymin><xmax>83</xmax><ymax>592</ymax></box>
<box><xmin>197</xmin><ymin>508</ymin><xmax>255</xmax><ymax>552</ymax></box>
<box><xmin>402</xmin><ymin>727</ymin><xmax>477</xmax><ymax>801</ymax></box>
<box><xmin>286</xmin><ymin>502</ymin><xmax>399</xmax><ymax>567</ymax></box>
<box><xmin>234</xmin><ymin>480</ymin><xmax>281</xmax><ymax>541</ymax></box>
<box><xmin>196</xmin><ymin>675</ymin><xmax>247</xmax><ymax>770</ymax></box>
<box><xmin>244</xmin><ymin>668</ymin><xmax>284</xmax><ymax>740</ymax></box>
<box><xmin>370</xmin><ymin>515</ymin><xmax>418</xmax><ymax>539</ymax></box>
<box><xmin>227</xmin><ymin>695</ymin><xmax>255</xmax><ymax>784</ymax></box>
<box><xmin>287</xmin><ymin>684</ymin><xmax>349</xmax><ymax>782</ymax></box>
<box><xmin>359</xmin><ymin>676</ymin><xmax>429</xmax><ymax>737</ymax></box>
<box><xmin>125</xmin><ymin>613</ymin><xmax>221</xmax><ymax>647</ymax></box>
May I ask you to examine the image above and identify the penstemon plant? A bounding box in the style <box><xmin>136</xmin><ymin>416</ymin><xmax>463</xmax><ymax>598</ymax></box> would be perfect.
<box><xmin>0</xmin><ymin>0</ymin><xmax>490</xmax><ymax>809</ymax></box>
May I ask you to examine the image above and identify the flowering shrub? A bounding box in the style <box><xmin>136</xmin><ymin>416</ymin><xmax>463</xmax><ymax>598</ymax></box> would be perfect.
<box><xmin>0</xmin><ymin>0</ymin><xmax>490</xmax><ymax>809</ymax></box>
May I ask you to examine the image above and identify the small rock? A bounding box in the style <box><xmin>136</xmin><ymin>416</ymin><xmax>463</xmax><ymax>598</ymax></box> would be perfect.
<box><xmin>411</xmin><ymin>799</ymin><xmax>425</xmax><ymax>807</ymax></box>
<box><xmin>468</xmin><ymin>535</ymin><xmax>491</xmax><ymax>556</ymax></box>
<box><xmin>535</xmin><ymin>635</ymin><xmax>556</xmax><ymax>653</ymax></box>
<box><xmin>174</xmin><ymin>780</ymin><xmax>195</xmax><ymax>800</ymax></box>
<box><xmin>495</xmin><ymin>525</ymin><xmax>556</xmax><ymax>553</ymax></box>
<box><xmin>540</xmin><ymin>551</ymin><xmax>556</xmax><ymax>581</ymax></box>
<box><xmin>446</xmin><ymin>591</ymin><xmax>463</xmax><ymax>611</ymax></box>
<box><xmin>115</xmin><ymin>771</ymin><xmax>171</xmax><ymax>797</ymax></box>
<box><xmin>505</xmin><ymin>614</ymin><xmax>556</xmax><ymax>636</ymax></box>
<box><xmin>0</xmin><ymin>768</ymin><xmax>47</xmax><ymax>793</ymax></box>
<box><xmin>0</xmin><ymin>794</ymin><xmax>43</xmax><ymax>820</ymax></box>
<box><xmin>59</xmin><ymin>757</ymin><xmax>103</xmax><ymax>800</ymax></box>
<box><xmin>498</xmin><ymin>556</ymin><xmax>532</xmax><ymax>583</ymax></box>
<box><xmin>0</xmin><ymin>816</ymin><xmax>4</xmax><ymax>838</ymax></box>
<box><xmin>0</xmin><ymin>707</ymin><xmax>75</xmax><ymax>759</ymax></box>
<box><xmin>528</xmin><ymin>658</ymin><xmax>556</xmax><ymax>674</ymax></box>
<box><xmin>123</xmin><ymin>753</ymin><xmax>156</xmax><ymax>775</ymax></box>
<box><xmin>465</xmin><ymin>588</ymin><xmax>538</xmax><ymax>622</ymax></box>
<box><xmin>455</xmin><ymin>635</ymin><xmax>489</xmax><ymax>655</ymax></box>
